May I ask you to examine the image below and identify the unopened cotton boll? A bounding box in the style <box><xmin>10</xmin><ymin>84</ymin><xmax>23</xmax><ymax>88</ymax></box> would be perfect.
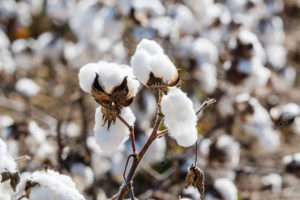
<box><xmin>94</xmin><ymin>106</ymin><xmax>136</xmax><ymax>153</ymax></box>
<box><xmin>15</xmin><ymin>78</ymin><xmax>40</xmax><ymax>97</ymax></box>
<box><xmin>19</xmin><ymin>169</ymin><xmax>84</xmax><ymax>200</ymax></box>
<box><xmin>161</xmin><ymin>87</ymin><xmax>198</xmax><ymax>147</ymax></box>
<box><xmin>131</xmin><ymin>39</ymin><xmax>178</xmax><ymax>86</ymax></box>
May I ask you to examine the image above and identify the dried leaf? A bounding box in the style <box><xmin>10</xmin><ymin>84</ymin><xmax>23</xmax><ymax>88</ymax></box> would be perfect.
<box><xmin>185</xmin><ymin>165</ymin><xmax>205</xmax><ymax>200</ymax></box>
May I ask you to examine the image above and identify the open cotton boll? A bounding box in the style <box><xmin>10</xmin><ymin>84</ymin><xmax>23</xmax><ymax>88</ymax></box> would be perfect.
<box><xmin>79</xmin><ymin>61</ymin><xmax>140</xmax><ymax>96</ymax></box>
<box><xmin>192</xmin><ymin>38</ymin><xmax>218</xmax><ymax>64</ymax></box>
<box><xmin>94</xmin><ymin>106</ymin><xmax>135</xmax><ymax>153</ymax></box>
<box><xmin>150</xmin><ymin>54</ymin><xmax>177</xmax><ymax>84</ymax></box>
<box><xmin>216</xmin><ymin>135</ymin><xmax>240</xmax><ymax>167</ymax></box>
<box><xmin>195</xmin><ymin>62</ymin><xmax>217</xmax><ymax>94</ymax></box>
<box><xmin>0</xmin><ymin>139</ymin><xmax>17</xmax><ymax>173</ymax></box>
<box><xmin>161</xmin><ymin>88</ymin><xmax>198</xmax><ymax>147</ymax></box>
<box><xmin>136</xmin><ymin>39</ymin><xmax>164</xmax><ymax>56</ymax></box>
<box><xmin>266</xmin><ymin>45</ymin><xmax>286</xmax><ymax>70</ymax></box>
<box><xmin>131</xmin><ymin>39</ymin><xmax>178</xmax><ymax>87</ymax></box>
<box><xmin>261</xmin><ymin>173</ymin><xmax>282</xmax><ymax>193</ymax></box>
<box><xmin>21</xmin><ymin>169</ymin><xmax>84</xmax><ymax>200</ymax></box>
<box><xmin>214</xmin><ymin>178</ymin><xmax>238</xmax><ymax>200</ymax></box>
<box><xmin>130</xmin><ymin>49</ymin><xmax>152</xmax><ymax>85</ymax></box>
<box><xmin>15</xmin><ymin>78</ymin><xmax>40</xmax><ymax>97</ymax></box>
<box><xmin>78</xmin><ymin>62</ymin><xmax>102</xmax><ymax>93</ymax></box>
<box><xmin>70</xmin><ymin>163</ymin><xmax>94</xmax><ymax>192</ymax></box>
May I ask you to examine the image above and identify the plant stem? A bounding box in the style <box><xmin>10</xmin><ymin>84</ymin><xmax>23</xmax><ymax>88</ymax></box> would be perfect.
<box><xmin>115</xmin><ymin>90</ymin><xmax>164</xmax><ymax>200</ymax></box>
<box><xmin>117</xmin><ymin>114</ymin><xmax>137</xmax><ymax>154</ymax></box>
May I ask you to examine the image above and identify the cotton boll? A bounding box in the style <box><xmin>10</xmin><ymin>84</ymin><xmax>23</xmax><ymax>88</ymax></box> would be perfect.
<box><xmin>150</xmin><ymin>54</ymin><xmax>177</xmax><ymax>84</ymax></box>
<box><xmin>130</xmin><ymin>49</ymin><xmax>152</xmax><ymax>85</ymax></box>
<box><xmin>192</xmin><ymin>38</ymin><xmax>218</xmax><ymax>64</ymax></box>
<box><xmin>0</xmin><ymin>29</ymin><xmax>10</xmax><ymax>48</ymax></box>
<box><xmin>242</xmin><ymin>98</ymin><xmax>280</xmax><ymax>150</ymax></box>
<box><xmin>136</xmin><ymin>39</ymin><xmax>164</xmax><ymax>56</ymax></box>
<box><xmin>261</xmin><ymin>173</ymin><xmax>282</xmax><ymax>193</ymax></box>
<box><xmin>132</xmin><ymin>39</ymin><xmax>178</xmax><ymax>87</ymax></box>
<box><xmin>266</xmin><ymin>45</ymin><xmax>286</xmax><ymax>70</ymax></box>
<box><xmin>171</xmin><ymin>4</ymin><xmax>196</xmax><ymax>34</ymax></box>
<box><xmin>132</xmin><ymin>0</ymin><xmax>165</xmax><ymax>16</ymax></box>
<box><xmin>0</xmin><ymin>139</ymin><xmax>17</xmax><ymax>173</ymax></box>
<box><xmin>94</xmin><ymin>106</ymin><xmax>136</xmax><ymax>153</ymax></box>
<box><xmin>214</xmin><ymin>178</ymin><xmax>238</xmax><ymax>200</ymax></box>
<box><xmin>161</xmin><ymin>88</ymin><xmax>198</xmax><ymax>147</ymax></box>
<box><xmin>46</xmin><ymin>0</ymin><xmax>75</xmax><ymax>25</ymax></box>
<box><xmin>195</xmin><ymin>62</ymin><xmax>218</xmax><ymax>94</ymax></box>
<box><xmin>28</xmin><ymin>121</ymin><xmax>46</xmax><ymax>144</ymax></box>
<box><xmin>20</xmin><ymin>169</ymin><xmax>84</xmax><ymax>200</ymax></box>
<box><xmin>150</xmin><ymin>16</ymin><xmax>175</xmax><ymax>38</ymax></box>
<box><xmin>70</xmin><ymin>163</ymin><xmax>94</xmax><ymax>192</ymax></box>
<box><xmin>283</xmin><ymin>153</ymin><xmax>300</xmax><ymax>177</ymax></box>
<box><xmin>78</xmin><ymin>63</ymin><xmax>101</xmax><ymax>93</ymax></box>
<box><xmin>15</xmin><ymin>78</ymin><xmax>40</xmax><ymax>97</ymax></box>
<box><xmin>215</xmin><ymin>135</ymin><xmax>240</xmax><ymax>167</ymax></box>
<box><xmin>0</xmin><ymin>48</ymin><xmax>16</xmax><ymax>74</ymax></box>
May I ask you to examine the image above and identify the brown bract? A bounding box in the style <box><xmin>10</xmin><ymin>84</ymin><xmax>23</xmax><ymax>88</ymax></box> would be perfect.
<box><xmin>146</xmin><ymin>70</ymin><xmax>181</xmax><ymax>91</ymax></box>
<box><xmin>91</xmin><ymin>73</ymin><xmax>133</xmax><ymax>129</ymax></box>
<box><xmin>1</xmin><ymin>171</ymin><xmax>20</xmax><ymax>191</ymax></box>
<box><xmin>185</xmin><ymin>165</ymin><xmax>205</xmax><ymax>200</ymax></box>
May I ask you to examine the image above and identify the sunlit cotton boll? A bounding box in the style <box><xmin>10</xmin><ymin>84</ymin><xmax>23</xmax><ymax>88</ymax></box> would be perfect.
<box><xmin>19</xmin><ymin>169</ymin><xmax>84</xmax><ymax>200</ymax></box>
<box><xmin>131</xmin><ymin>39</ymin><xmax>178</xmax><ymax>86</ymax></box>
<box><xmin>261</xmin><ymin>173</ymin><xmax>282</xmax><ymax>193</ymax></box>
<box><xmin>0</xmin><ymin>139</ymin><xmax>17</xmax><ymax>174</ymax></box>
<box><xmin>94</xmin><ymin>106</ymin><xmax>136</xmax><ymax>153</ymax></box>
<box><xmin>213</xmin><ymin>178</ymin><xmax>238</xmax><ymax>200</ymax></box>
<box><xmin>15</xmin><ymin>78</ymin><xmax>40</xmax><ymax>97</ymax></box>
<box><xmin>78</xmin><ymin>61</ymin><xmax>140</xmax><ymax>97</ymax></box>
<box><xmin>161</xmin><ymin>87</ymin><xmax>197</xmax><ymax>147</ymax></box>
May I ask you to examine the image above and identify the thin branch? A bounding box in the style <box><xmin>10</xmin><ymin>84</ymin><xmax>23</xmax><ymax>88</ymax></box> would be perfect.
<box><xmin>116</xmin><ymin>90</ymin><xmax>164</xmax><ymax>200</ymax></box>
<box><xmin>117</xmin><ymin>114</ymin><xmax>137</xmax><ymax>154</ymax></box>
<box><xmin>196</xmin><ymin>98</ymin><xmax>216</xmax><ymax>115</ymax></box>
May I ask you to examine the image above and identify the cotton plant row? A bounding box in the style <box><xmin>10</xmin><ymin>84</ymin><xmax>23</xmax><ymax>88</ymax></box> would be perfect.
<box><xmin>78</xmin><ymin>39</ymin><xmax>207</xmax><ymax>199</ymax></box>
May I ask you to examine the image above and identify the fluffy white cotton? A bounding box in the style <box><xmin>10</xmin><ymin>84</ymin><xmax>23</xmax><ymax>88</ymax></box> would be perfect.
<box><xmin>78</xmin><ymin>61</ymin><xmax>140</xmax><ymax>96</ymax></box>
<box><xmin>70</xmin><ymin>163</ymin><xmax>94</xmax><ymax>192</ymax></box>
<box><xmin>0</xmin><ymin>139</ymin><xmax>17</xmax><ymax>173</ymax></box>
<box><xmin>161</xmin><ymin>88</ymin><xmax>198</xmax><ymax>147</ymax></box>
<box><xmin>192</xmin><ymin>38</ymin><xmax>219</xmax><ymax>64</ymax></box>
<box><xmin>242</xmin><ymin>98</ymin><xmax>280</xmax><ymax>150</ymax></box>
<box><xmin>132</xmin><ymin>0</ymin><xmax>165</xmax><ymax>16</ymax></box>
<box><xmin>19</xmin><ymin>169</ymin><xmax>84</xmax><ymax>200</ymax></box>
<box><xmin>216</xmin><ymin>135</ymin><xmax>240</xmax><ymax>167</ymax></box>
<box><xmin>15</xmin><ymin>78</ymin><xmax>40</xmax><ymax>97</ymax></box>
<box><xmin>283</xmin><ymin>153</ymin><xmax>300</xmax><ymax>166</ymax></box>
<box><xmin>94</xmin><ymin>106</ymin><xmax>136</xmax><ymax>153</ymax></box>
<box><xmin>195</xmin><ymin>62</ymin><xmax>218</xmax><ymax>94</ymax></box>
<box><xmin>78</xmin><ymin>62</ymin><xmax>101</xmax><ymax>93</ymax></box>
<box><xmin>214</xmin><ymin>178</ymin><xmax>238</xmax><ymax>200</ymax></box>
<box><xmin>266</xmin><ymin>45</ymin><xmax>286</xmax><ymax>70</ymax></box>
<box><xmin>261</xmin><ymin>173</ymin><xmax>282</xmax><ymax>193</ymax></box>
<box><xmin>131</xmin><ymin>39</ymin><xmax>178</xmax><ymax>86</ymax></box>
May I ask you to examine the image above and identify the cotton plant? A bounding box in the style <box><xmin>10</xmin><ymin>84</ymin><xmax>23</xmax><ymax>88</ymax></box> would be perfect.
<box><xmin>16</xmin><ymin>169</ymin><xmax>84</xmax><ymax>200</ymax></box>
<box><xmin>78</xmin><ymin>39</ymin><xmax>213</xmax><ymax>199</ymax></box>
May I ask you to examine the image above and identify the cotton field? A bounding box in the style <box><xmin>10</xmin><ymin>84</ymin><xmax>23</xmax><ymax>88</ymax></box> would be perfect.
<box><xmin>1</xmin><ymin>0</ymin><xmax>300</xmax><ymax>200</ymax></box>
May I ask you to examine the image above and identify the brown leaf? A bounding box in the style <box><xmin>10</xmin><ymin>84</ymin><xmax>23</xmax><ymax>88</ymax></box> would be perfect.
<box><xmin>185</xmin><ymin>165</ymin><xmax>205</xmax><ymax>200</ymax></box>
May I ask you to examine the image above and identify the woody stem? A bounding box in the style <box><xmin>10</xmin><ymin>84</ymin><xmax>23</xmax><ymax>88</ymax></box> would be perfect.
<box><xmin>117</xmin><ymin>114</ymin><xmax>137</xmax><ymax>154</ymax></box>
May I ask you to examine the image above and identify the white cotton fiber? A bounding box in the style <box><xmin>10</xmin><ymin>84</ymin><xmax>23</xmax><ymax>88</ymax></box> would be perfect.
<box><xmin>15</xmin><ymin>78</ymin><xmax>40</xmax><ymax>97</ymax></box>
<box><xmin>161</xmin><ymin>87</ymin><xmax>198</xmax><ymax>147</ymax></box>
<box><xmin>78</xmin><ymin>61</ymin><xmax>140</xmax><ymax>96</ymax></box>
<box><xmin>21</xmin><ymin>169</ymin><xmax>84</xmax><ymax>200</ymax></box>
<box><xmin>94</xmin><ymin>106</ymin><xmax>136</xmax><ymax>153</ymax></box>
<box><xmin>131</xmin><ymin>39</ymin><xmax>178</xmax><ymax>86</ymax></box>
<box><xmin>150</xmin><ymin>54</ymin><xmax>177</xmax><ymax>83</ymax></box>
<box><xmin>78</xmin><ymin>62</ymin><xmax>100</xmax><ymax>93</ymax></box>
<box><xmin>130</xmin><ymin>49</ymin><xmax>152</xmax><ymax>85</ymax></box>
<box><xmin>214</xmin><ymin>178</ymin><xmax>238</xmax><ymax>200</ymax></box>
<box><xmin>0</xmin><ymin>139</ymin><xmax>17</xmax><ymax>173</ymax></box>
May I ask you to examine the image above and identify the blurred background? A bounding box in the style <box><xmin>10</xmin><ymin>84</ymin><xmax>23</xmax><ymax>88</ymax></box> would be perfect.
<box><xmin>1</xmin><ymin>0</ymin><xmax>300</xmax><ymax>199</ymax></box>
